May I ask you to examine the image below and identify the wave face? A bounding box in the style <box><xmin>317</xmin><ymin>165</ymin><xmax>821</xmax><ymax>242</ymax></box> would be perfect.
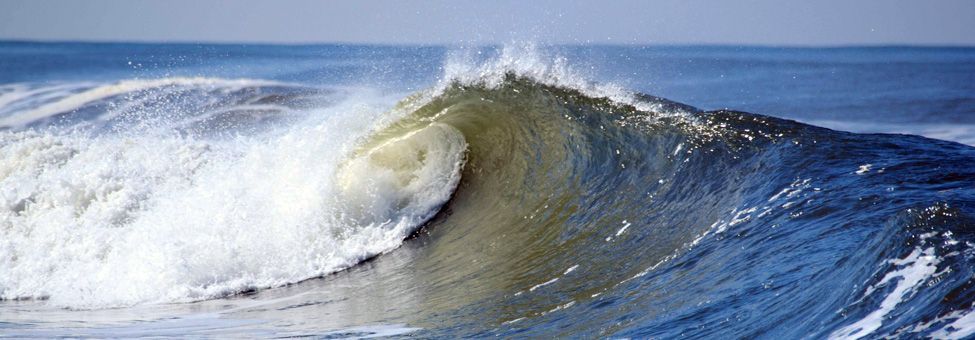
<box><xmin>2</xmin><ymin>45</ymin><xmax>975</xmax><ymax>338</ymax></box>
<box><xmin>358</xmin><ymin>74</ymin><xmax>975</xmax><ymax>338</ymax></box>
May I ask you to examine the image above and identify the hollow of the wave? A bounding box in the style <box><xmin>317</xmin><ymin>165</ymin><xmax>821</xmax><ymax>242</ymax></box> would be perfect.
<box><xmin>303</xmin><ymin>76</ymin><xmax>764</xmax><ymax>331</ymax></box>
<box><xmin>336</xmin><ymin>122</ymin><xmax>467</xmax><ymax>228</ymax></box>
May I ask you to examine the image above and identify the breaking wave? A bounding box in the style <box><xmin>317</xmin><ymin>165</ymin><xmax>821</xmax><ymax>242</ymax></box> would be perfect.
<box><xmin>2</xmin><ymin>47</ymin><xmax>974</xmax><ymax>338</ymax></box>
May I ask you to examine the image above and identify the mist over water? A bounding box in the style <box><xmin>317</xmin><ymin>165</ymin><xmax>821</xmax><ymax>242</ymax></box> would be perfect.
<box><xmin>1</xmin><ymin>42</ymin><xmax>975</xmax><ymax>338</ymax></box>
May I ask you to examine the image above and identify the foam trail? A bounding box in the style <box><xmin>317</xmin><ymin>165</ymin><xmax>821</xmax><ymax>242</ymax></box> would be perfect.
<box><xmin>829</xmin><ymin>246</ymin><xmax>942</xmax><ymax>339</ymax></box>
<box><xmin>0</xmin><ymin>78</ymin><xmax>279</xmax><ymax>128</ymax></box>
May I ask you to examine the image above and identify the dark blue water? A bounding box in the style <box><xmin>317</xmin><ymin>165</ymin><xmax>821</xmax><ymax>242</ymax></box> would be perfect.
<box><xmin>1</xmin><ymin>42</ymin><xmax>974</xmax><ymax>338</ymax></box>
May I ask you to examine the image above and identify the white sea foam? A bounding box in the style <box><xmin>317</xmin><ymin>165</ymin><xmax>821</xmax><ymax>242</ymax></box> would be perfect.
<box><xmin>0</xmin><ymin>85</ymin><xmax>464</xmax><ymax>308</ymax></box>
<box><xmin>930</xmin><ymin>307</ymin><xmax>975</xmax><ymax>338</ymax></box>
<box><xmin>829</xmin><ymin>246</ymin><xmax>943</xmax><ymax>339</ymax></box>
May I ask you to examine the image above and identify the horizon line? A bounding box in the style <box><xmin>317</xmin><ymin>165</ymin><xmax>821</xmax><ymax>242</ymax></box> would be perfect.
<box><xmin>2</xmin><ymin>38</ymin><xmax>974</xmax><ymax>49</ymax></box>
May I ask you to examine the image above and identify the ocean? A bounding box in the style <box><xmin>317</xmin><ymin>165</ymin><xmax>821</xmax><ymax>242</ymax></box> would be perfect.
<box><xmin>1</xmin><ymin>41</ymin><xmax>974</xmax><ymax>338</ymax></box>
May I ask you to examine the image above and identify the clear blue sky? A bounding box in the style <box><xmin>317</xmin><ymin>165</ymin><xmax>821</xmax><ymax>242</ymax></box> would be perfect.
<box><xmin>1</xmin><ymin>0</ymin><xmax>973</xmax><ymax>45</ymax></box>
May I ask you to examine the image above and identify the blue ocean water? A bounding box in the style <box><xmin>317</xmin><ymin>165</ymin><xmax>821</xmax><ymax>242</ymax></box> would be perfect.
<box><xmin>0</xmin><ymin>42</ymin><xmax>974</xmax><ymax>338</ymax></box>
<box><xmin>2</xmin><ymin>43</ymin><xmax>973</xmax><ymax>143</ymax></box>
